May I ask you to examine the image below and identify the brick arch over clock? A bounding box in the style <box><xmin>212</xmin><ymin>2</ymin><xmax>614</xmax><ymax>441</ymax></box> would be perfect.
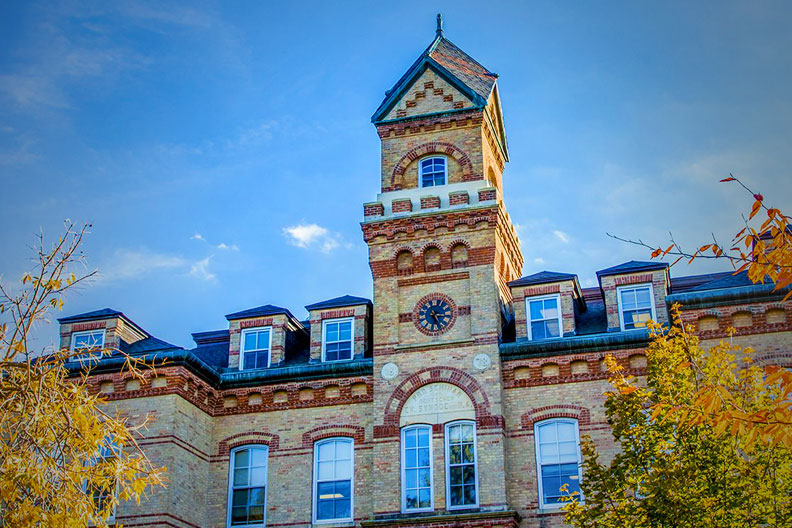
<box><xmin>387</xmin><ymin>142</ymin><xmax>477</xmax><ymax>191</ymax></box>
<box><xmin>373</xmin><ymin>366</ymin><xmax>504</xmax><ymax>438</ymax></box>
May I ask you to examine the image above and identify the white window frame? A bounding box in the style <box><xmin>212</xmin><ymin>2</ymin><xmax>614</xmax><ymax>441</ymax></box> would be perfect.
<box><xmin>444</xmin><ymin>420</ymin><xmax>479</xmax><ymax>510</ymax></box>
<box><xmin>226</xmin><ymin>445</ymin><xmax>269</xmax><ymax>528</ymax></box>
<box><xmin>70</xmin><ymin>329</ymin><xmax>106</xmax><ymax>360</ymax></box>
<box><xmin>534</xmin><ymin>418</ymin><xmax>584</xmax><ymax>510</ymax></box>
<box><xmin>312</xmin><ymin>437</ymin><xmax>355</xmax><ymax>524</ymax></box>
<box><xmin>239</xmin><ymin>326</ymin><xmax>272</xmax><ymax>371</ymax></box>
<box><xmin>401</xmin><ymin>425</ymin><xmax>434</xmax><ymax>513</ymax></box>
<box><xmin>418</xmin><ymin>156</ymin><xmax>448</xmax><ymax>188</ymax></box>
<box><xmin>616</xmin><ymin>284</ymin><xmax>656</xmax><ymax>331</ymax></box>
<box><xmin>321</xmin><ymin>317</ymin><xmax>355</xmax><ymax>363</ymax></box>
<box><xmin>84</xmin><ymin>439</ymin><xmax>118</xmax><ymax>525</ymax></box>
<box><xmin>525</xmin><ymin>294</ymin><xmax>563</xmax><ymax>341</ymax></box>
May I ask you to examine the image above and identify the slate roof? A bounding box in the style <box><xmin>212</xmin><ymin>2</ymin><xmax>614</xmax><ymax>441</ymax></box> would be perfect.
<box><xmin>57</xmin><ymin>308</ymin><xmax>123</xmax><ymax>324</ymax></box>
<box><xmin>596</xmin><ymin>260</ymin><xmax>669</xmax><ymax>278</ymax></box>
<box><xmin>121</xmin><ymin>336</ymin><xmax>181</xmax><ymax>355</ymax></box>
<box><xmin>508</xmin><ymin>271</ymin><xmax>577</xmax><ymax>287</ymax></box>
<box><xmin>372</xmin><ymin>33</ymin><xmax>498</xmax><ymax>124</ymax></box>
<box><xmin>305</xmin><ymin>295</ymin><xmax>372</xmax><ymax>312</ymax></box>
<box><xmin>225</xmin><ymin>304</ymin><xmax>295</xmax><ymax>321</ymax></box>
<box><xmin>689</xmin><ymin>270</ymin><xmax>764</xmax><ymax>291</ymax></box>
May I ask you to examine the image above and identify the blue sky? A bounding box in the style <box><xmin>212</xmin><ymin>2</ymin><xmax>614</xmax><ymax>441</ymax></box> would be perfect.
<box><xmin>1</xmin><ymin>0</ymin><xmax>791</xmax><ymax>350</ymax></box>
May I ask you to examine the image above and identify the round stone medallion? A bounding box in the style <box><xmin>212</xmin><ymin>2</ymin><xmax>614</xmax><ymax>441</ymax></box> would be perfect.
<box><xmin>473</xmin><ymin>353</ymin><xmax>492</xmax><ymax>371</ymax></box>
<box><xmin>381</xmin><ymin>362</ymin><xmax>399</xmax><ymax>380</ymax></box>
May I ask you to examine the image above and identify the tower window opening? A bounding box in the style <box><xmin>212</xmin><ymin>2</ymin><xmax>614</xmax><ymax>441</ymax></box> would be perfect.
<box><xmin>420</xmin><ymin>157</ymin><xmax>447</xmax><ymax>187</ymax></box>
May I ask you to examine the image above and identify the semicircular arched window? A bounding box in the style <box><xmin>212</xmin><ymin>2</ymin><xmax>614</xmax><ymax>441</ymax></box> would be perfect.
<box><xmin>420</xmin><ymin>156</ymin><xmax>447</xmax><ymax>187</ymax></box>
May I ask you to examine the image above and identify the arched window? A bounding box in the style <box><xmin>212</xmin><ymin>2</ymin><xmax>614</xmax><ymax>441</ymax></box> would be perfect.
<box><xmin>401</xmin><ymin>425</ymin><xmax>433</xmax><ymax>512</ymax></box>
<box><xmin>450</xmin><ymin>243</ymin><xmax>468</xmax><ymax>268</ymax></box>
<box><xmin>227</xmin><ymin>445</ymin><xmax>269</xmax><ymax>527</ymax></box>
<box><xmin>444</xmin><ymin>420</ymin><xmax>478</xmax><ymax>509</ymax></box>
<box><xmin>396</xmin><ymin>250</ymin><xmax>414</xmax><ymax>275</ymax></box>
<box><xmin>534</xmin><ymin>419</ymin><xmax>582</xmax><ymax>508</ymax></box>
<box><xmin>420</xmin><ymin>156</ymin><xmax>447</xmax><ymax>187</ymax></box>
<box><xmin>423</xmin><ymin>246</ymin><xmax>441</xmax><ymax>272</ymax></box>
<box><xmin>313</xmin><ymin>438</ymin><xmax>354</xmax><ymax>523</ymax></box>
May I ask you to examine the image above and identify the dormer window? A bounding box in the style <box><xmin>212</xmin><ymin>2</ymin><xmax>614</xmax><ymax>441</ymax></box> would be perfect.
<box><xmin>240</xmin><ymin>327</ymin><xmax>271</xmax><ymax>370</ymax></box>
<box><xmin>420</xmin><ymin>156</ymin><xmax>446</xmax><ymax>187</ymax></box>
<box><xmin>617</xmin><ymin>284</ymin><xmax>655</xmax><ymax>330</ymax></box>
<box><xmin>322</xmin><ymin>318</ymin><xmax>353</xmax><ymax>362</ymax></box>
<box><xmin>71</xmin><ymin>329</ymin><xmax>105</xmax><ymax>359</ymax></box>
<box><xmin>526</xmin><ymin>294</ymin><xmax>562</xmax><ymax>340</ymax></box>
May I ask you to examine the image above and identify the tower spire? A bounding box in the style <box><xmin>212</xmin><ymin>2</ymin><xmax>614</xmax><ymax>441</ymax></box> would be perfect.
<box><xmin>436</xmin><ymin>13</ymin><xmax>443</xmax><ymax>37</ymax></box>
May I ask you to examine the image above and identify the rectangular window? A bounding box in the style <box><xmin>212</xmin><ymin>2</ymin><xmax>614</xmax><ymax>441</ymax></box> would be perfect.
<box><xmin>618</xmin><ymin>285</ymin><xmax>655</xmax><ymax>330</ymax></box>
<box><xmin>71</xmin><ymin>329</ymin><xmax>105</xmax><ymax>359</ymax></box>
<box><xmin>322</xmin><ymin>318</ymin><xmax>354</xmax><ymax>362</ymax></box>
<box><xmin>228</xmin><ymin>446</ymin><xmax>268</xmax><ymax>527</ymax></box>
<box><xmin>240</xmin><ymin>327</ymin><xmax>271</xmax><ymax>370</ymax></box>
<box><xmin>526</xmin><ymin>295</ymin><xmax>562</xmax><ymax>340</ymax></box>
<box><xmin>420</xmin><ymin>157</ymin><xmax>446</xmax><ymax>187</ymax></box>
<box><xmin>535</xmin><ymin>419</ymin><xmax>583</xmax><ymax>508</ymax></box>
<box><xmin>84</xmin><ymin>439</ymin><xmax>117</xmax><ymax>524</ymax></box>
<box><xmin>314</xmin><ymin>438</ymin><xmax>354</xmax><ymax>523</ymax></box>
<box><xmin>445</xmin><ymin>421</ymin><xmax>478</xmax><ymax>509</ymax></box>
<box><xmin>402</xmin><ymin>426</ymin><xmax>433</xmax><ymax>512</ymax></box>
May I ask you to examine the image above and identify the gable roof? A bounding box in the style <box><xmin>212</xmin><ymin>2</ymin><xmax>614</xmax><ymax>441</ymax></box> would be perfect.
<box><xmin>596</xmin><ymin>260</ymin><xmax>669</xmax><ymax>278</ymax></box>
<box><xmin>305</xmin><ymin>295</ymin><xmax>372</xmax><ymax>312</ymax></box>
<box><xmin>57</xmin><ymin>308</ymin><xmax>123</xmax><ymax>324</ymax></box>
<box><xmin>372</xmin><ymin>33</ymin><xmax>498</xmax><ymax>125</ymax></box>
<box><xmin>225</xmin><ymin>304</ymin><xmax>295</xmax><ymax>321</ymax></box>
<box><xmin>508</xmin><ymin>271</ymin><xmax>577</xmax><ymax>287</ymax></box>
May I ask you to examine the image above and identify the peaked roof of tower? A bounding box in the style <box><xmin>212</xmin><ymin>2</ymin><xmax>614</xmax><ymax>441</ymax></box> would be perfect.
<box><xmin>371</xmin><ymin>32</ymin><xmax>499</xmax><ymax>124</ymax></box>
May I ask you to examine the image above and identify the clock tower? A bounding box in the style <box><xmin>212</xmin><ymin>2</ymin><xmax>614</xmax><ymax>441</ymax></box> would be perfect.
<box><xmin>362</xmin><ymin>15</ymin><xmax>524</xmax><ymax>521</ymax></box>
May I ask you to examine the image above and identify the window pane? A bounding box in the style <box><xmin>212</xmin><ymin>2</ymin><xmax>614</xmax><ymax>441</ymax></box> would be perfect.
<box><xmin>250</xmin><ymin>467</ymin><xmax>266</xmax><ymax>486</ymax></box>
<box><xmin>234</xmin><ymin>449</ymin><xmax>250</xmax><ymax>467</ymax></box>
<box><xmin>335</xmin><ymin>459</ymin><xmax>351</xmax><ymax>480</ymax></box>
<box><xmin>317</xmin><ymin>499</ymin><xmax>334</xmax><ymax>520</ymax></box>
<box><xmin>462</xmin><ymin>444</ymin><xmax>475</xmax><ymax>464</ymax></box>
<box><xmin>405</xmin><ymin>429</ymin><xmax>417</xmax><ymax>448</ymax></box>
<box><xmin>463</xmin><ymin>466</ymin><xmax>475</xmax><ymax>484</ymax></box>
<box><xmin>545</xmin><ymin>319</ymin><xmax>560</xmax><ymax>338</ymax></box>
<box><xmin>231</xmin><ymin>506</ymin><xmax>247</xmax><ymax>525</ymax></box>
<box><xmin>529</xmin><ymin>300</ymin><xmax>544</xmax><ymax>321</ymax></box>
<box><xmin>636</xmin><ymin>287</ymin><xmax>651</xmax><ymax>307</ymax></box>
<box><xmin>335</xmin><ymin>441</ymin><xmax>351</xmax><ymax>460</ymax></box>
<box><xmin>539</xmin><ymin>423</ymin><xmax>558</xmax><ymax>442</ymax></box>
<box><xmin>405</xmin><ymin>489</ymin><xmax>418</xmax><ymax>509</ymax></box>
<box><xmin>251</xmin><ymin>448</ymin><xmax>267</xmax><ymax>467</ymax></box>
<box><xmin>318</xmin><ymin>461</ymin><xmax>334</xmax><ymax>481</ymax></box>
<box><xmin>243</xmin><ymin>333</ymin><xmax>256</xmax><ymax>351</ymax></box>
<box><xmin>449</xmin><ymin>425</ymin><xmax>460</xmax><ymax>443</ymax></box>
<box><xmin>406</xmin><ymin>449</ymin><xmax>417</xmax><ymax>468</ymax></box>
<box><xmin>418</xmin><ymin>447</ymin><xmax>430</xmax><ymax>467</ymax></box>
<box><xmin>232</xmin><ymin>488</ymin><xmax>248</xmax><ymax>506</ymax></box>
<box><xmin>557</xmin><ymin>422</ymin><xmax>575</xmax><ymax>441</ymax></box>
<box><xmin>339</xmin><ymin>322</ymin><xmax>352</xmax><ymax>340</ymax></box>
<box><xmin>249</xmin><ymin>505</ymin><xmax>264</xmax><ymax>522</ymax></box>
<box><xmin>417</xmin><ymin>429</ymin><xmax>429</xmax><ymax>447</ymax></box>
<box><xmin>406</xmin><ymin>469</ymin><xmax>418</xmax><ymax>489</ymax></box>
<box><xmin>335</xmin><ymin>498</ymin><xmax>351</xmax><ymax>519</ymax></box>
<box><xmin>419</xmin><ymin>488</ymin><xmax>431</xmax><ymax>508</ymax></box>
<box><xmin>531</xmin><ymin>321</ymin><xmax>546</xmax><ymax>340</ymax></box>
<box><xmin>256</xmin><ymin>331</ymin><xmax>269</xmax><ymax>350</ymax></box>
<box><xmin>234</xmin><ymin>468</ymin><xmax>248</xmax><ymax>486</ymax></box>
<box><xmin>318</xmin><ymin>442</ymin><xmax>334</xmax><ymax>461</ymax></box>
<box><xmin>449</xmin><ymin>466</ymin><xmax>463</xmax><ymax>485</ymax></box>
<box><xmin>542</xmin><ymin>298</ymin><xmax>558</xmax><ymax>319</ymax></box>
<box><xmin>540</xmin><ymin>442</ymin><xmax>559</xmax><ymax>463</ymax></box>
<box><xmin>449</xmin><ymin>445</ymin><xmax>461</xmax><ymax>464</ymax></box>
<box><xmin>419</xmin><ymin>468</ymin><xmax>431</xmax><ymax>487</ymax></box>
<box><xmin>450</xmin><ymin>485</ymin><xmax>462</xmax><ymax>506</ymax></box>
<box><xmin>326</xmin><ymin>324</ymin><xmax>339</xmax><ymax>342</ymax></box>
<box><xmin>250</xmin><ymin>487</ymin><xmax>266</xmax><ymax>505</ymax></box>
<box><xmin>461</xmin><ymin>425</ymin><xmax>474</xmax><ymax>442</ymax></box>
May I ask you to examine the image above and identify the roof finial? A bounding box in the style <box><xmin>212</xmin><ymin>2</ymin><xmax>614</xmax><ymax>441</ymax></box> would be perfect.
<box><xmin>436</xmin><ymin>13</ymin><xmax>443</xmax><ymax>37</ymax></box>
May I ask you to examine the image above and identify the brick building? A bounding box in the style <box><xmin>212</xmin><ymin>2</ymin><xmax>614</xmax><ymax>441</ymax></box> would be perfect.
<box><xmin>62</xmin><ymin>17</ymin><xmax>792</xmax><ymax>528</ymax></box>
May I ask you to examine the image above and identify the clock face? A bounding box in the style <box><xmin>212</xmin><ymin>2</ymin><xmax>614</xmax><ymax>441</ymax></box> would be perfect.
<box><xmin>414</xmin><ymin>295</ymin><xmax>456</xmax><ymax>336</ymax></box>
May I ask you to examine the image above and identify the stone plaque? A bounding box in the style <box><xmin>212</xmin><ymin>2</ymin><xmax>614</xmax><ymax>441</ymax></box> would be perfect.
<box><xmin>381</xmin><ymin>362</ymin><xmax>399</xmax><ymax>380</ymax></box>
<box><xmin>473</xmin><ymin>353</ymin><xmax>491</xmax><ymax>371</ymax></box>
<box><xmin>400</xmin><ymin>382</ymin><xmax>474</xmax><ymax>426</ymax></box>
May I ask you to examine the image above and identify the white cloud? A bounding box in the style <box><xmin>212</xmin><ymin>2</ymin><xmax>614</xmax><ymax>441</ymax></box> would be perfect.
<box><xmin>282</xmin><ymin>223</ymin><xmax>342</xmax><ymax>253</ymax></box>
<box><xmin>216</xmin><ymin>243</ymin><xmax>239</xmax><ymax>251</ymax></box>
<box><xmin>553</xmin><ymin>230</ymin><xmax>570</xmax><ymax>244</ymax></box>
<box><xmin>190</xmin><ymin>233</ymin><xmax>205</xmax><ymax>241</ymax></box>
<box><xmin>98</xmin><ymin>249</ymin><xmax>186</xmax><ymax>281</ymax></box>
<box><xmin>533</xmin><ymin>257</ymin><xmax>545</xmax><ymax>265</ymax></box>
<box><xmin>97</xmin><ymin>248</ymin><xmax>216</xmax><ymax>282</ymax></box>
<box><xmin>189</xmin><ymin>256</ymin><xmax>216</xmax><ymax>281</ymax></box>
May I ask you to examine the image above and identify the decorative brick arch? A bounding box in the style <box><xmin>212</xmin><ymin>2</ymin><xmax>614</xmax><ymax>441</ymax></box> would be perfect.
<box><xmin>216</xmin><ymin>431</ymin><xmax>280</xmax><ymax>456</ymax></box>
<box><xmin>521</xmin><ymin>404</ymin><xmax>591</xmax><ymax>432</ymax></box>
<box><xmin>302</xmin><ymin>424</ymin><xmax>365</xmax><ymax>448</ymax></box>
<box><xmin>390</xmin><ymin>142</ymin><xmax>474</xmax><ymax>188</ymax></box>
<box><xmin>391</xmin><ymin>246</ymin><xmax>415</xmax><ymax>259</ymax></box>
<box><xmin>374</xmin><ymin>366</ymin><xmax>502</xmax><ymax>438</ymax></box>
